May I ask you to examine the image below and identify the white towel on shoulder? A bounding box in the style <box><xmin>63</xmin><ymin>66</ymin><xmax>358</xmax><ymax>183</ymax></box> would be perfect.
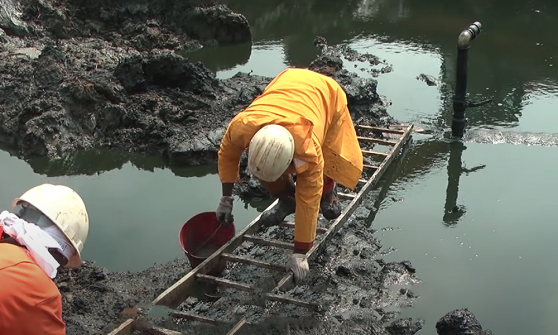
<box><xmin>0</xmin><ymin>211</ymin><xmax>63</xmax><ymax>278</ymax></box>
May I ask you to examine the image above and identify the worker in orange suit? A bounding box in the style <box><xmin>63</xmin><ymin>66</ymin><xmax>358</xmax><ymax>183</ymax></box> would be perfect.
<box><xmin>0</xmin><ymin>184</ymin><xmax>90</xmax><ymax>335</ymax></box>
<box><xmin>216</xmin><ymin>68</ymin><xmax>363</xmax><ymax>282</ymax></box>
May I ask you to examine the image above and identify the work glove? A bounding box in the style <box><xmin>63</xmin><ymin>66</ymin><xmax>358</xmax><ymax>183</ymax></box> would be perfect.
<box><xmin>216</xmin><ymin>196</ymin><xmax>234</xmax><ymax>226</ymax></box>
<box><xmin>286</xmin><ymin>253</ymin><xmax>309</xmax><ymax>284</ymax></box>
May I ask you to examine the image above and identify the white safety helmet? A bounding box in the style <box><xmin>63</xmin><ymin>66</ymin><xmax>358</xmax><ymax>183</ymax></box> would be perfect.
<box><xmin>248</xmin><ymin>124</ymin><xmax>295</xmax><ymax>182</ymax></box>
<box><xmin>12</xmin><ymin>183</ymin><xmax>89</xmax><ymax>268</ymax></box>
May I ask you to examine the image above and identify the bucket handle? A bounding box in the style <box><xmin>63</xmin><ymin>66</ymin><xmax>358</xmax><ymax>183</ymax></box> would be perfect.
<box><xmin>191</xmin><ymin>225</ymin><xmax>223</xmax><ymax>256</ymax></box>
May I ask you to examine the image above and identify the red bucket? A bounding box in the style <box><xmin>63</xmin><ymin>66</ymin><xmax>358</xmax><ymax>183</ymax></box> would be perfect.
<box><xmin>179</xmin><ymin>211</ymin><xmax>236</xmax><ymax>276</ymax></box>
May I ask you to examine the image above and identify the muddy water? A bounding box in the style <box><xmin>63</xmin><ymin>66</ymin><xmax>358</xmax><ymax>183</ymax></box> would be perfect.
<box><xmin>1</xmin><ymin>0</ymin><xmax>558</xmax><ymax>334</ymax></box>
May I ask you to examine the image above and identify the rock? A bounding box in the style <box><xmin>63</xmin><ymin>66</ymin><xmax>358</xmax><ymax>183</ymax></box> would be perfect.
<box><xmin>179</xmin><ymin>4</ymin><xmax>252</xmax><ymax>44</ymax></box>
<box><xmin>436</xmin><ymin>308</ymin><xmax>493</xmax><ymax>335</ymax></box>
<box><xmin>0</xmin><ymin>0</ymin><xmax>29</xmax><ymax>37</ymax></box>
<box><xmin>336</xmin><ymin>265</ymin><xmax>352</xmax><ymax>277</ymax></box>
<box><xmin>417</xmin><ymin>73</ymin><xmax>439</xmax><ymax>86</ymax></box>
<box><xmin>386</xmin><ymin>318</ymin><xmax>424</xmax><ymax>334</ymax></box>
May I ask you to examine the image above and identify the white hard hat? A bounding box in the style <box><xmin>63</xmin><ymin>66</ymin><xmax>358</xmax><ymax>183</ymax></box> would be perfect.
<box><xmin>248</xmin><ymin>125</ymin><xmax>295</xmax><ymax>182</ymax></box>
<box><xmin>12</xmin><ymin>184</ymin><xmax>89</xmax><ymax>268</ymax></box>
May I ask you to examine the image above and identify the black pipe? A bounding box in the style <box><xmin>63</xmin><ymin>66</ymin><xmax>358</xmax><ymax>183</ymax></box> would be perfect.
<box><xmin>451</xmin><ymin>21</ymin><xmax>483</xmax><ymax>139</ymax></box>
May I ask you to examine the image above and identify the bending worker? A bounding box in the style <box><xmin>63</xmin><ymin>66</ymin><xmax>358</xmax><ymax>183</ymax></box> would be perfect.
<box><xmin>216</xmin><ymin>68</ymin><xmax>363</xmax><ymax>282</ymax></box>
<box><xmin>0</xmin><ymin>183</ymin><xmax>90</xmax><ymax>335</ymax></box>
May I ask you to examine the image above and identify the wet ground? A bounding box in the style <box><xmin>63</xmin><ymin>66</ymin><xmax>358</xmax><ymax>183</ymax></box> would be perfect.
<box><xmin>1</xmin><ymin>0</ymin><xmax>558</xmax><ymax>334</ymax></box>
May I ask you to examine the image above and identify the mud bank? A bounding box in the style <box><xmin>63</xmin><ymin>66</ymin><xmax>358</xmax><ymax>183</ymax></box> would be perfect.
<box><xmin>54</xmin><ymin>192</ymin><xmax>494</xmax><ymax>335</ymax></box>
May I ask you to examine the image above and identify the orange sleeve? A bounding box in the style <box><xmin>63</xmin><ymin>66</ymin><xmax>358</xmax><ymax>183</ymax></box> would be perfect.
<box><xmin>218</xmin><ymin>118</ymin><xmax>261</xmax><ymax>183</ymax></box>
<box><xmin>293</xmin><ymin>147</ymin><xmax>324</xmax><ymax>252</ymax></box>
<box><xmin>22</xmin><ymin>295</ymin><xmax>65</xmax><ymax>335</ymax></box>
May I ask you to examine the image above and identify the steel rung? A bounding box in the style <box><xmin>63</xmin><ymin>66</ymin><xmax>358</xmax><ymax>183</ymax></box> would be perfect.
<box><xmin>361</xmin><ymin>149</ymin><xmax>389</xmax><ymax>156</ymax></box>
<box><xmin>364</xmin><ymin>164</ymin><xmax>379</xmax><ymax>170</ymax></box>
<box><xmin>221</xmin><ymin>253</ymin><xmax>286</xmax><ymax>272</ymax></box>
<box><xmin>357</xmin><ymin>136</ymin><xmax>398</xmax><ymax>146</ymax></box>
<box><xmin>197</xmin><ymin>274</ymin><xmax>253</xmax><ymax>291</ymax></box>
<box><xmin>196</xmin><ymin>274</ymin><xmax>319</xmax><ymax>310</ymax></box>
<box><xmin>244</xmin><ymin>235</ymin><xmax>295</xmax><ymax>250</ymax></box>
<box><xmin>141</xmin><ymin>326</ymin><xmax>183</xmax><ymax>335</ymax></box>
<box><xmin>356</xmin><ymin>124</ymin><xmax>406</xmax><ymax>134</ymax></box>
<box><xmin>337</xmin><ymin>192</ymin><xmax>356</xmax><ymax>199</ymax></box>
<box><xmin>169</xmin><ymin>310</ymin><xmax>224</xmax><ymax>325</ymax></box>
<box><xmin>278</xmin><ymin>221</ymin><xmax>327</xmax><ymax>233</ymax></box>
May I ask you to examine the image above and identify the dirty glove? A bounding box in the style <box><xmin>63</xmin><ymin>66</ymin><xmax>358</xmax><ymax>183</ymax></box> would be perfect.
<box><xmin>216</xmin><ymin>196</ymin><xmax>234</xmax><ymax>226</ymax></box>
<box><xmin>286</xmin><ymin>253</ymin><xmax>309</xmax><ymax>284</ymax></box>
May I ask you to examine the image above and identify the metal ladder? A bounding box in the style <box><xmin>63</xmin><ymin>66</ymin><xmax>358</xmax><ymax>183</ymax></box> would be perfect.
<box><xmin>107</xmin><ymin>124</ymin><xmax>414</xmax><ymax>335</ymax></box>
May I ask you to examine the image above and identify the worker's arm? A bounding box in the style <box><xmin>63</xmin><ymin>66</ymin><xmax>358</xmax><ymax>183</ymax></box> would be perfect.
<box><xmin>23</xmin><ymin>294</ymin><xmax>65</xmax><ymax>335</ymax></box>
<box><xmin>292</xmin><ymin>157</ymin><xmax>324</xmax><ymax>253</ymax></box>
<box><xmin>218</xmin><ymin>119</ymin><xmax>260</xmax><ymax>196</ymax></box>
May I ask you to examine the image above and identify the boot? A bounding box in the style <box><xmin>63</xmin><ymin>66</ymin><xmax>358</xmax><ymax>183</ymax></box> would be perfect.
<box><xmin>320</xmin><ymin>187</ymin><xmax>341</xmax><ymax>220</ymax></box>
<box><xmin>258</xmin><ymin>196</ymin><xmax>296</xmax><ymax>227</ymax></box>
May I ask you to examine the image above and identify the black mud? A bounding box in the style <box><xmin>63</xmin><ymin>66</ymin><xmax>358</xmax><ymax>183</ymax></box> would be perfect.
<box><xmin>1</xmin><ymin>0</ymin><xmax>493</xmax><ymax>334</ymax></box>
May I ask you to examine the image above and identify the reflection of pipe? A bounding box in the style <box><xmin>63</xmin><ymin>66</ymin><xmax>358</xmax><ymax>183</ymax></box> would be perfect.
<box><xmin>443</xmin><ymin>142</ymin><xmax>466</xmax><ymax>225</ymax></box>
<box><xmin>442</xmin><ymin>141</ymin><xmax>486</xmax><ymax>226</ymax></box>
<box><xmin>451</xmin><ymin>22</ymin><xmax>482</xmax><ymax>139</ymax></box>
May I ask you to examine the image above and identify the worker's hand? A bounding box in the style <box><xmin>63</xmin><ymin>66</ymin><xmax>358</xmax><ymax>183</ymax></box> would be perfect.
<box><xmin>216</xmin><ymin>196</ymin><xmax>234</xmax><ymax>226</ymax></box>
<box><xmin>286</xmin><ymin>253</ymin><xmax>309</xmax><ymax>284</ymax></box>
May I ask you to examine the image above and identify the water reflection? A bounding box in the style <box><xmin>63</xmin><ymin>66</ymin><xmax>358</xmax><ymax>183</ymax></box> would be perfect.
<box><xmin>182</xmin><ymin>41</ymin><xmax>252</xmax><ymax>73</ymax></box>
<box><xmin>442</xmin><ymin>141</ymin><xmax>485</xmax><ymax>226</ymax></box>
<box><xmin>19</xmin><ymin>147</ymin><xmax>218</xmax><ymax>178</ymax></box>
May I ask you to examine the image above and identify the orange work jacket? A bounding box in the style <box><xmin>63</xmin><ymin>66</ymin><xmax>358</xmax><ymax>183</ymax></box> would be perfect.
<box><xmin>0</xmin><ymin>242</ymin><xmax>65</xmax><ymax>335</ymax></box>
<box><xmin>218</xmin><ymin>68</ymin><xmax>363</xmax><ymax>250</ymax></box>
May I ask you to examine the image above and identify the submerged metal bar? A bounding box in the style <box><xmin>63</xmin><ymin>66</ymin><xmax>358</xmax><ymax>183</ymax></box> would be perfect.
<box><xmin>107</xmin><ymin>319</ymin><xmax>135</xmax><ymax>335</ymax></box>
<box><xmin>364</xmin><ymin>164</ymin><xmax>379</xmax><ymax>170</ymax></box>
<box><xmin>355</xmin><ymin>125</ymin><xmax>405</xmax><ymax>134</ymax></box>
<box><xmin>142</xmin><ymin>326</ymin><xmax>184</xmax><ymax>335</ymax></box>
<box><xmin>197</xmin><ymin>274</ymin><xmax>318</xmax><ymax>309</ymax></box>
<box><xmin>169</xmin><ymin>310</ymin><xmax>223</xmax><ymax>325</ymax></box>
<box><xmin>357</xmin><ymin>136</ymin><xmax>397</xmax><ymax>146</ymax></box>
<box><xmin>337</xmin><ymin>192</ymin><xmax>356</xmax><ymax>199</ymax></box>
<box><xmin>244</xmin><ymin>235</ymin><xmax>295</xmax><ymax>250</ymax></box>
<box><xmin>221</xmin><ymin>253</ymin><xmax>286</xmax><ymax>271</ymax></box>
<box><xmin>226</xmin><ymin>318</ymin><xmax>248</xmax><ymax>335</ymax></box>
<box><xmin>278</xmin><ymin>221</ymin><xmax>327</xmax><ymax>233</ymax></box>
<box><xmin>361</xmin><ymin>149</ymin><xmax>389</xmax><ymax>156</ymax></box>
<box><xmin>452</xmin><ymin>21</ymin><xmax>482</xmax><ymax>139</ymax></box>
<box><xmin>196</xmin><ymin>274</ymin><xmax>253</xmax><ymax>291</ymax></box>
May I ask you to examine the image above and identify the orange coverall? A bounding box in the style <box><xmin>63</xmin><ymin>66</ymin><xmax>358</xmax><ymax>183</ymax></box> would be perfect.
<box><xmin>218</xmin><ymin>68</ymin><xmax>364</xmax><ymax>251</ymax></box>
<box><xmin>0</xmin><ymin>242</ymin><xmax>65</xmax><ymax>335</ymax></box>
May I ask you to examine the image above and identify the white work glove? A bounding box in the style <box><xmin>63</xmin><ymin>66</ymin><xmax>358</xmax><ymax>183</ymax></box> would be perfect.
<box><xmin>286</xmin><ymin>253</ymin><xmax>309</xmax><ymax>283</ymax></box>
<box><xmin>216</xmin><ymin>196</ymin><xmax>234</xmax><ymax>226</ymax></box>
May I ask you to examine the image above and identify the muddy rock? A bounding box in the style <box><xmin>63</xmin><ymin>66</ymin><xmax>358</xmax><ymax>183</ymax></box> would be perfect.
<box><xmin>417</xmin><ymin>73</ymin><xmax>439</xmax><ymax>86</ymax></box>
<box><xmin>436</xmin><ymin>308</ymin><xmax>494</xmax><ymax>335</ymax></box>
<box><xmin>54</xmin><ymin>259</ymin><xmax>191</xmax><ymax>335</ymax></box>
<box><xmin>385</xmin><ymin>318</ymin><xmax>424</xmax><ymax>334</ymax></box>
<box><xmin>1</xmin><ymin>0</ymin><xmax>251</xmax><ymax>46</ymax></box>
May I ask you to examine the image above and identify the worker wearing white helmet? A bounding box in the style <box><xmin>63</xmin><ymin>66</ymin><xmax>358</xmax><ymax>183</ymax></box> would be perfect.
<box><xmin>217</xmin><ymin>68</ymin><xmax>363</xmax><ymax>282</ymax></box>
<box><xmin>0</xmin><ymin>184</ymin><xmax>89</xmax><ymax>335</ymax></box>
